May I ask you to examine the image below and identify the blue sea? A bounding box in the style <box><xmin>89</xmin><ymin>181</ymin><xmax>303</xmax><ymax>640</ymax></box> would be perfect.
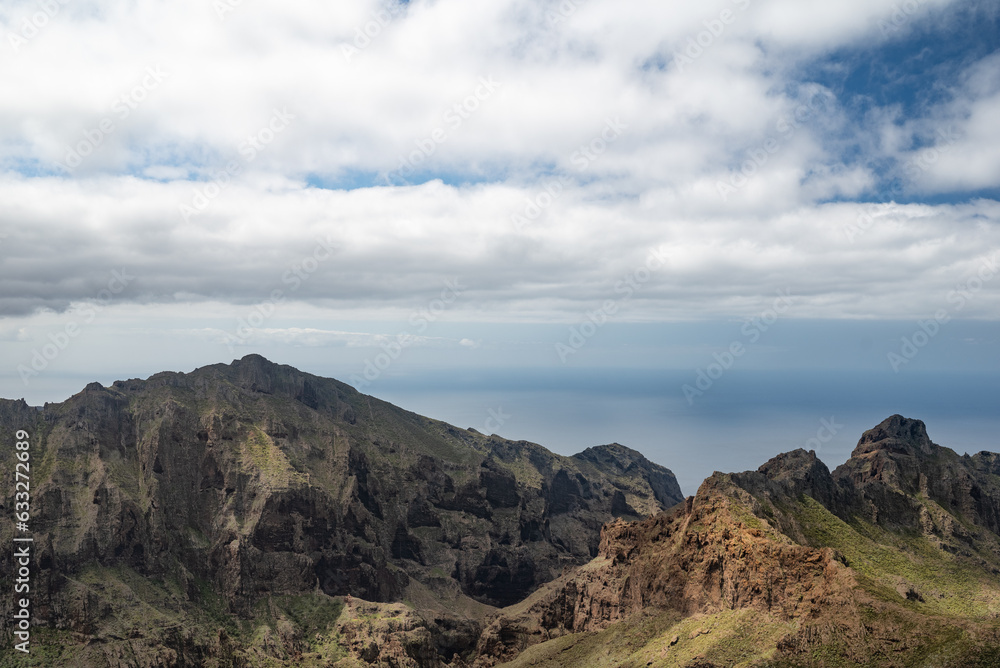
<box><xmin>365</xmin><ymin>367</ymin><xmax>1000</xmax><ymax>496</ymax></box>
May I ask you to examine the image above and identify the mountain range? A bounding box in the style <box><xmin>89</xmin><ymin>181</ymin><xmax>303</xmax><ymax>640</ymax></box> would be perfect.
<box><xmin>1</xmin><ymin>356</ymin><xmax>998</xmax><ymax>667</ymax></box>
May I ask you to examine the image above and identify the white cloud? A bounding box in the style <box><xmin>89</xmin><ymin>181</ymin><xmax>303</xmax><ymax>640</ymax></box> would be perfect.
<box><xmin>1</xmin><ymin>175</ymin><xmax>997</xmax><ymax>321</ymax></box>
<box><xmin>3</xmin><ymin>0</ymin><xmax>960</xmax><ymax>186</ymax></box>
<box><xmin>898</xmin><ymin>51</ymin><xmax>1000</xmax><ymax>193</ymax></box>
<box><xmin>0</xmin><ymin>326</ymin><xmax>29</xmax><ymax>341</ymax></box>
<box><xmin>0</xmin><ymin>0</ymin><xmax>995</xmax><ymax>332</ymax></box>
<box><xmin>176</xmin><ymin>326</ymin><xmax>461</xmax><ymax>349</ymax></box>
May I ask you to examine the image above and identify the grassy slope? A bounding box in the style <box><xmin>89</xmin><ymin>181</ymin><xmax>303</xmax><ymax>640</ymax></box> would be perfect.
<box><xmin>499</xmin><ymin>609</ymin><xmax>795</xmax><ymax>668</ymax></box>
<box><xmin>0</xmin><ymin>561</ymin><xmax>361</xmax><ymax>668</ymax></box>
<box><xmin>794</xmin><ymin>495</ymin><xmax>1000</xmax><ymax>619</ymax></box>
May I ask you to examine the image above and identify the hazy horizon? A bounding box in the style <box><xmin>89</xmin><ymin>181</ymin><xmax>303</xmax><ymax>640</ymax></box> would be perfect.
<box><xmin>5</xmin><ymin>352</ymin><xmax>997</xmax><ymax>496</ymax></box>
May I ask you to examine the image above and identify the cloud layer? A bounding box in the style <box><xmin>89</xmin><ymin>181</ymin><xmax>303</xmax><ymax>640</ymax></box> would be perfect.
<box><xmin>1</xmin><ymin>0</ymin><xmax>998</xmax><ymax>322</ymax></box>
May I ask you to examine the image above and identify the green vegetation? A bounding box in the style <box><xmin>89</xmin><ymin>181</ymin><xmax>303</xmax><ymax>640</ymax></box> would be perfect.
<box><xmin>0</xmin><ymin>561</ymin><xmax>357</xmax><ymax>668</ymax></box>
<box><xmin>0</xmin><ymin>628</ymin><xmax>84</xmax><ymax>668</ymax></box>
<box><xmin>243</xmin><ymin>426</ymin><xmax>307</xmax><ymax>488</ymax></box>
<box><xmin>499</xmin><ymin>609</ymin><xmax>795</xmax><ymax>668</ymax></box>
<box><xmin>794</xmin><ymin>496</ymin><xmax>1000</xmax><ymax>618</ymax></box>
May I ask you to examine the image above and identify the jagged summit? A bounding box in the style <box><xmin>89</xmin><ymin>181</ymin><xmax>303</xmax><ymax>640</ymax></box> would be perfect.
<box><xmin>572</xmin><ymin>442</ymin><xmax>684</xmax><ymax>509</ymax></box>
<box><xmin>852</xmin><ymin>413</ymin><xmax>934</xmax><ymax>457</ymax></box>
<box><xmin>852</xmin><ymin>414</ymin><xmax>934</xmax><ymax>456</ymax></box>
<box><xmin>727</xmin><ymin>447</ymin><xmax>842</xmax><ymax>513</ymax></box>
<box><xmin>757</xmin><ymin>447</ymin><xmax>827</xmax><ymax>480</ymax></box>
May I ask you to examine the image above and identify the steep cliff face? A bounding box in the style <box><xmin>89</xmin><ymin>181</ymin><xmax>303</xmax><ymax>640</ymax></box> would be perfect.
<box><xmin>834</xmin><ymin>414</ymin><xmax>1000</xmax><ymax>536</ymax></box>
<box><xmin>572</xmin><ymin>443</ymin><xmax>683</xmax><ymax>513</ymax></box>
<box><xmin>480</xmin><ymin>416</ymin><xmax>1000</xmax><ymax>668</ymax></box>
<box><xmin>0</xmin><ymin>355</ymin><xmax>681</xmax><ymax>666</ymax></box>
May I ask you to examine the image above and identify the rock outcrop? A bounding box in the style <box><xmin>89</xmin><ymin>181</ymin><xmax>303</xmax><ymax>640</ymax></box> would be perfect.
<box><xmin>476</xmin><ymin>415</ymin><xmax>1000</xmax><ymax>668</ymax></box>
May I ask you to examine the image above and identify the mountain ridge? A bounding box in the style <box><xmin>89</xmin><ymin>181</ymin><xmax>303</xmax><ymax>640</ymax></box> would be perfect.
<box><xmin>0</xmin><ymin>355</ymin><xmax>682</xmax><ymax>666</ymax></box>
<box><xmin>3</xmin><ymin>360</ymin><xmax>1000</xmax><ymax>667</ymax></box>
<box><xmin>478</xmin><ymin>414</ymin><xmax>1000</xmax><ymax>667</ymax></box>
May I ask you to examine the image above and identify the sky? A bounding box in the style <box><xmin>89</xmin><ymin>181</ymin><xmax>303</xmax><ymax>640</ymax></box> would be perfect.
<box><xmin>1</xmin><ymin>0</ymin><xmax>998</xmax><ymax>494</ymax></box>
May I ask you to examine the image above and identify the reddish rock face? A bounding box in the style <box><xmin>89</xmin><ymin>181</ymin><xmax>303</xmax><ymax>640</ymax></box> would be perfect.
<box><xmin>834</xmin><ymin>414</ymin><xmax>1000</xmax><ymax>535</ymax></box>
<box><xmin>473</xmin><ymin>415</ymin><xmax>1000</xmax><ymax>668</ymax></box>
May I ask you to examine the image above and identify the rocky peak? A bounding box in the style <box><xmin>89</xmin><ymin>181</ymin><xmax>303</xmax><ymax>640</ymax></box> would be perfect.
<box><xmin>830</xmin><ymin>414</ymin><xmax>1000</xmax><ymax>536</ymax></box>
<box><xmin>572</xmin><ymin>443</ymin><xmax>684</xmax><ymax>508</ymax></box>
<box><xmin>230</xmin><ymin>353</ymin><xmax>280</xmax><ymax>391</ymax></box>
<box><xmin>729</xmin><ymin>448</ymin><xmax>842</xmax><ymax>517</ymax></box>
<box><xmin>757</xmin><ymin>448</ymin><xmax>828</xmax><ymax>482</ymax></box>
<box><xmin>834</xmin><ymin>414</ymin><xmax>937</xmax><ymax>497</ymax></box>
<box><xmin>972</xmin><ymin>450</ymin><xmax>1000</xmax><ymax>476</ymax></box>
<box><xmin>190</xmin><ymin>354</ymin><xmax>360</xmax><ymax>420</ymax></box>
<box><xmin>852</xmin><ymin>414</ymin><xmax>934</xmax><ymax>457</ymax></box>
